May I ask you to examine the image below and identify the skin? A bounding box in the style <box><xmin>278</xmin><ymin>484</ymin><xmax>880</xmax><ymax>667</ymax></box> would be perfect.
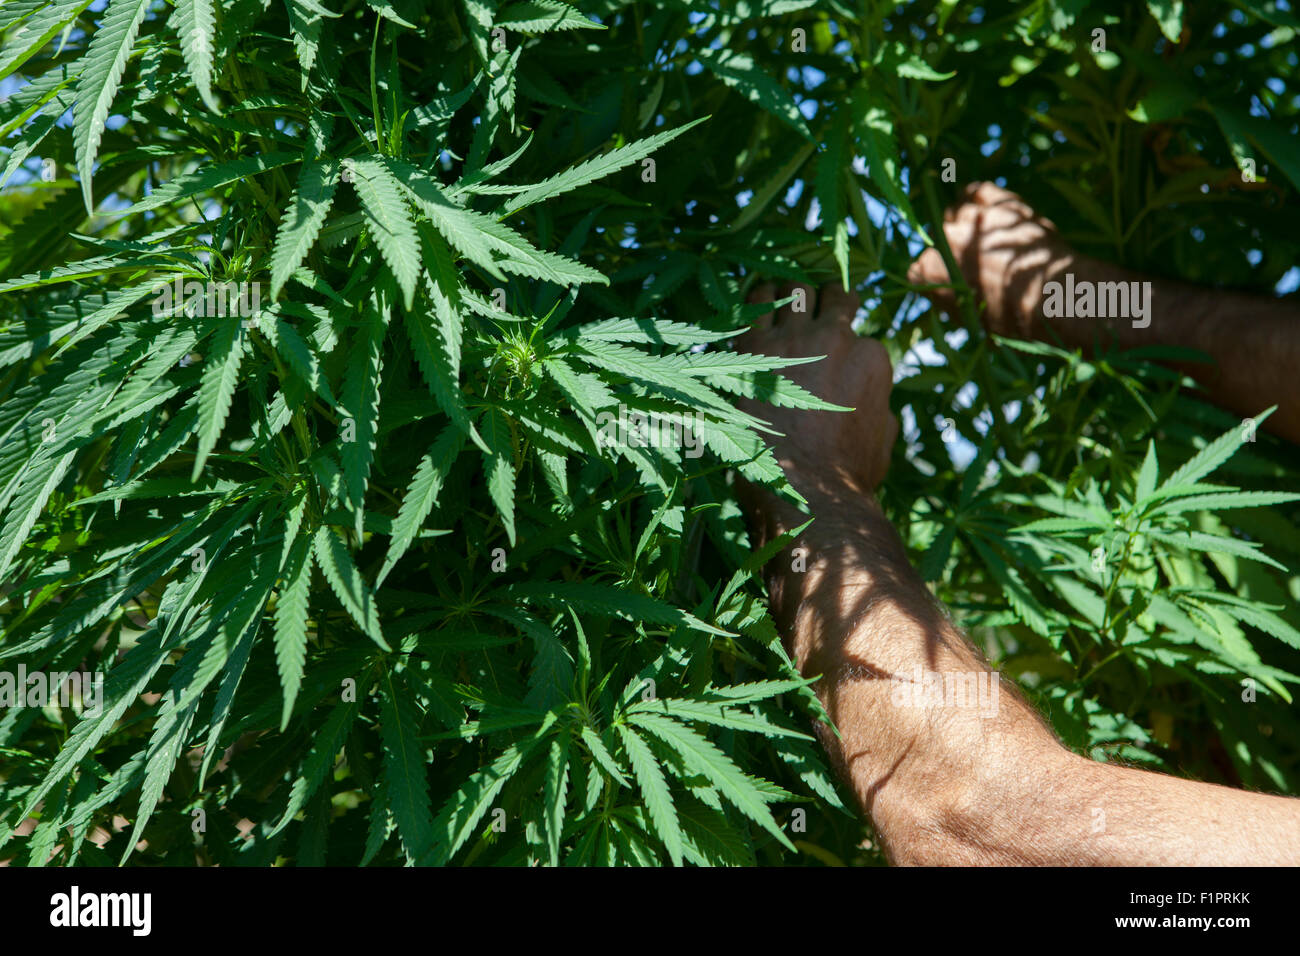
<box><xmin>735</xmin><ymin>184</ymin><xmax>1300</xmax><ymax>865</ymax></box>
<box><xmin>906</xmin><ymin>181</ymin><xmax>1300</xmax><ymax>443</ymax></box>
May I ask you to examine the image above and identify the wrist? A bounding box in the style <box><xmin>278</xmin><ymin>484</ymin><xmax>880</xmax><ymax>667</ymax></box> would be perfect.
<box><xmin>743</xmin><ymin>466</ymin><xmax>876</xmax><ymax>555</ymax></box>
<box><xmin>761</xmin><ymin>487</ymin><xmax>931</xmax><ymax>674</ymax></box>
<box><xmin>1029</xmin><ymin>253</ymin><xmax>1154</xmax><ymax>350</ymax></box>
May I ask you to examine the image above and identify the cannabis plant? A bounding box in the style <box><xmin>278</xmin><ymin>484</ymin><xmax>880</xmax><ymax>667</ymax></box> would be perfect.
<box><xmin>2</xmin><ymin>0</ymin><xmax>1299</xmax><ymax>866</ymax></box>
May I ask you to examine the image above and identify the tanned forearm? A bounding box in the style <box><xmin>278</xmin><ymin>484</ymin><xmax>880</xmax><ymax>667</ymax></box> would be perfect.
<box><xmin>1036</xmin><ymin>254</ymin><xmax>1300</xmax><ymax>444</ymax></box>
<box><xmin>760</xmin><ymin>475</ymin><xmax>1300</xmax><ymax>866</ymax></box>
<box><xmin>737</xmin><ymin>275</ymin><xmax>1300</xmax><ymax>865</ymax></box>
<box><xmin>907</xmin><ymin>183</ymin><xmax>1300</xmax><ymax>444</ymax></box>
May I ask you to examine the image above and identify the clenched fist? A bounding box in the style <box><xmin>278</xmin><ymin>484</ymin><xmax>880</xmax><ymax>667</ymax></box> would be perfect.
<box><xmin>735</xmin><ymin>280</ymin><xmax>898</xmax><ymax>502</ymax></box>
<box><xmin>906</xmin><ymin>181</ymin><xmax>1081</xmax><ymax>339</ymax></box>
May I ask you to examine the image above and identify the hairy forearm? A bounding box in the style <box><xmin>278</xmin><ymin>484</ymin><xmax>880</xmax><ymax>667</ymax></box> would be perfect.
<box><xmin>760</xmin><ymin>478</ymin><xmax>1300</xmax><ymax>865</ymax></box>
<box><xmin>1036</xmin><ymin>255</ymin><xmax>1300</xmax><ymax>443</ymax></box>
<box><xmin>756</xmin><ymin>479</ymin><xmax>1067</xmax><ymax>862</ymax></box>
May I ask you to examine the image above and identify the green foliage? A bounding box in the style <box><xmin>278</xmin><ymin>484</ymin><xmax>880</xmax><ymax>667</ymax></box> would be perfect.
<box><xmin>2</xmin><ymin>0</ymin><xmax>1299</xmax><ymax>867</ymax></box>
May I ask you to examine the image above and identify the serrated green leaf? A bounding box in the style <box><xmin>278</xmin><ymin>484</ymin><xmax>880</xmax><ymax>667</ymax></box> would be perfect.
<box><xmin>340</xmin><ymin>305</ymin><xmax>385</xmax><ymax>537</ymax></box>
<box><xmin>379</xmin><ymin>423</ymin><xmax>464</xmax><ymax>584</ymax></box>
<box><xmin>346</xmin><ymin>156</ymin><xmax>421</xmax><ymax>310</ymax></box>
<box><xmin>1148</xmin><ymin>528</ymin><xmax>1288</xmax><ymax>571</ymax></box>
<box><xmin>121</xmin><ymin>152</ymin><xmax>300</xmax><ymax>215</ymax></box>
<box><xmin>272</xmin><ymin>698</ymin><xmax>359</xmax><ymax>835</ymax></box>
<box><xmin>270</xmin><ymin>158</ymin><xmax>341</xmax><ymax>299</ymax></box>
<box><xmin>502</xmin><ymin>579</ymin><xmax>733</xmax><ymax>637</ymax></box>
<box><xmin>480</xmin><ymin>406</ymin><xmax>518</xmax><ymax>546</ymax></box>
<box><xmin>502</xmin><ymin>117</ymin><xmax>707</xmax><ymax>215</ymax></box>
<box><xmin>425</xmin><ymin>730</ymin><xmax>547</xmax><ymax>864</ymax></box>
<box><xmin>73</xmin><ymin>0</ymin><xmax>151</xmax><ymax>211</ymax></box>
<box><xmin>1158</xmin><ymin>410</ymin><xmax>1272</xmax><ymax>493</ymax></box>
<box><xmin>274</xmin><ymin>534</ymin><xmax>313</xmax><ymax>730</ymax></box>
<box><xmin>580</xmin><ymin>725</ymin><xmax>629</xmax><ymax>787</ymax></box>
<box><xmin>629</xmin><ymin>697</ymin><xmax>813</xmax><ymax>740</ymax></box>
<box><xmin>495</xmin><ymin>0</ymin><xmax>603</xmax><ymax>32</ymax></box>
<box><xmin>0</xmin><ymin>0</ymin><xmax>95</xmax><ymax>83</ymax></box>
<box><xmin>172</xmin><ymin>0</ymin><xmax>218</xmax><ymax>112</ymax></box>
<box><xmin>616</xmin><ymin>724</ymin><xmax>681</xmax><ymax>866</ymax></box>
<box><xmin>543</xmin><ymin>734</ymin><xmax>570</xmax><ymax>865</ymax></box>
<box><xmin>379</xmin><ymin>671</ymin><xmax>435</xmax><ymax>861</ymax></box>
<box><xmin>1151</xmin><ymin>490</ymin><xmax>1300</xmax><ymax>517</ymax></box>
<box><xmin>697</xmin><ymin>49</ymin><xmax>812</xmax><ymax>141</ymax></box>
<box><xmin>192</xmin><ymin>319</ymin><xmax>245</xmax><ymax>480</ymax></box>
<box><xmin>312</xmin><ymin>524</ymin><xmax>389</xmax><ymax>649</ymax></box>
<box><xmin>626</xmin><ymin>711</ymin><xmax>794</xmax><ymax>852</ymax></box>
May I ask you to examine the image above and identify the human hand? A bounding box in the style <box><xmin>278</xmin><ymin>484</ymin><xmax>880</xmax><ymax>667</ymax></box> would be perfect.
<box><xmin>734</xmin><ymin>280</ymin><xmax>898</xmax><ymax>503</ymax></box>
<box><xmin>906</xmin><ymin>182</ymin><xmax>1083</xmax><ymax>339</ymax></box>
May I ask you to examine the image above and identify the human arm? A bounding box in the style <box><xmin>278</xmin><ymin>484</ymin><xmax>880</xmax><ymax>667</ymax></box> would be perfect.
<box><xmin>906</xmin><ymin>182</ymin><xmax>1300</xmax><ymax>444</ymax></box>
<box><xmin>737</xmin><ymin>281</ymin><xmax>1300</xmax><ymax>865</ymax></box>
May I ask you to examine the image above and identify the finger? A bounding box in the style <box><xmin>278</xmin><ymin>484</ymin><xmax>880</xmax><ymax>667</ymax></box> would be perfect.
<box><xmin>1034</xmin><ymin>212</ymin><xmax>1060</xmax><ymax>233</ymax></box>
<box><xmin>907</xmin><ymin>247</ymin><xmax>950</xmax><ymax>286</ymax></box>
<box><xmin>775</xmin><ymin>280</ymin><xmax>816</xmax><ymax>325</ymax></box>
<box><xmin>952</xmin><ymin>201</ymin><xmax>981</xmax><ymax>227</ymax></box>
<box><xmin>917</xmin><ymin>216</ymin><xmax>980</xmax><ymax>287</ymax></box>
<box><xmin>947</xmin><ymin>218</ymin><xmax>979</xmax><ymax>282</ymax></box>
<box><xmin>944</xmin><ymin>200</ymin><xmax>975</xmax><ymax>223</ymax></box>
<box><xmin>747</xmin><ymin>281</ymin><xmax>777</xmax><ymax>331</ymax></box>
<box><xmin>818</xmin><ymin>281</ymin><xmax>860</xmax><ymax>324</ymax></box>
<box><xmin>970</xmin><ymin>181</ymin><xmax>1035</xmax><ymax>218</ymax></box>
<box><xmin>907</xmin><ymin>250</ymin><xmax>961</xmax><ymax>318</ymax></box>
